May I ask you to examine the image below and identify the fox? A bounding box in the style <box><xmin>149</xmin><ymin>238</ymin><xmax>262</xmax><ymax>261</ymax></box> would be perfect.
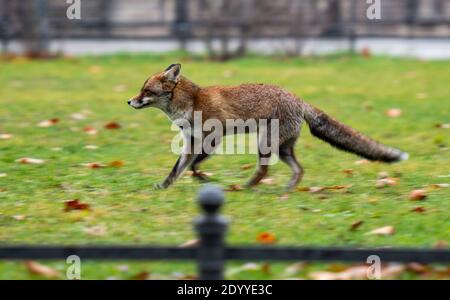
<box><xmin>127</xmin><ymin>63</ymin><xmax>408</xmax><ymax>190</ymax></box>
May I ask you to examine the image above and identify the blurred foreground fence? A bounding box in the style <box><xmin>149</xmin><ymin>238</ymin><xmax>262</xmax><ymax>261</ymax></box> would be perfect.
<box><xmin>0</xmin><ymin>185</ymin><xmax>449</xmax><ymax>280</ymax></box>
<box><xmin>1</xmin><ymin>0</ymin><xmax>450</xmax><ymax>58</ymax></box>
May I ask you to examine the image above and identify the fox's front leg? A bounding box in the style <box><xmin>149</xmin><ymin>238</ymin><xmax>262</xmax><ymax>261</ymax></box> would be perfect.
<box><xmin>155</xmin><ymin>153</ymin><xmax>198</xmax><ymax>189</ymax></box>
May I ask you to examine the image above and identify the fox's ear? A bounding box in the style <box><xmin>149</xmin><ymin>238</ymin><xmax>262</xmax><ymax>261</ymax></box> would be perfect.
<box><xmin>162</xmin><ymin>63</ymin><xmax>181</xmax><ymax>83</ymax></box>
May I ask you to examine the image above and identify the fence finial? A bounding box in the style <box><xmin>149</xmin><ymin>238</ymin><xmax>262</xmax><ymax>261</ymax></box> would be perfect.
<box><xmin>197</xmin><ymin>184</ymin><xmax>224</xmax><ymax>215</ymax></box>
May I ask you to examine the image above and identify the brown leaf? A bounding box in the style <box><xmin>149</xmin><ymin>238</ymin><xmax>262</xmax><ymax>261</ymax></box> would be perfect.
<box><xmin>407</xmin><ymin>263</ymin><xmax>432</xmax><ymax>274</ymax></box>
<box><xmin>16</xmin><ymin>157</ymin><xmax>45</xmax><ymax>164</ymax></box>
<box><xmin>12</xmin><ymin>215</ymin><xmax>26</xmax><ymax>221</ymax></box>
<box><xmin>367</xmin><ymin>225</ymin><xmax>395</xmax><ymax>236</ymax></box>
<box><xmin>240</xmin><ymin>164</ymin><xmax>253</xmax><ymax>170</ymax></box>
<box><xmin>349</xmin><ymin>220</ymin><xmax>364</xmax><ymax>231</ymax></box>
<box><xmin>256</xmin><ymin>232</ymin><xmax>276</xmax><ymax>244</ymax></box>
<box><xmin>342</xmin><ymin>169</ymin><xmax>354</xmax><ymax>176</ymax></box>
<box><xmin>129</xmin><ymin>271</ymin><xmax>150</xmax><ymax>280</ymax></box>
<box><xmin>386</xmin><ymin>108</ymin><xmax>402</xmax><ymax>118</ymax></box>
<box><xmin>109</xmin><ymin>160</ymin><xmax>125</xmax><ymax>168</ymax></box>
<box><xmin>225</xmin><ymin>184</ymin><xmax>243</xmax><ymax>192</ymax></box>
<box><xmin>64</xmin><ymin>199</ymin><xmax>90</xmax><ymax>212</ymax></box>
<box><xmin>411</xmin><ymin>206</ymin><xmax>426</xmax><ymax>213</ymax></box>
<box><xmin>361</xmin><ymin>47</ymin><xmax>371</xmax><ymax>58</ymax></box>
<box><xmin>435</xmin><ymin>123</ymin><xmax>450</xmax><ymax>129</ymax></box>
<box><xmin>25</xmin><ymin>261</ymin><xmax>60</xmax><ymax>279</ymax></box>
<box><xmin>284</xmin><ymin>262</ymin><xmax>305</xmax><ymax>276</ymax></box>
<box><xmin>434</xmin><ymin>240</ymin><xmax>448</xmax><ymax>249</ymax></box>
<box><xmin>37</xmin><ymin>118</ymin><xmax>59</xmax><ymax>128</ymax></box>
<box><xmin>278</xmin><ymin>193</ymin><xmax>289</xmax><ymax>201</ymax></box>
<box><xmin>409</xmin><ymin>189</ymin><xmax>427</xmax><ymax>201</ymax></box>
<box><xmin>104</xmin><ymin>122</ymin><xmax>121</xmax><ymax>130</ymax></box>
<box><xmin>81</xmin><ymin>162</ymin><xmax>106</xmax><ymax>169</ymax></box>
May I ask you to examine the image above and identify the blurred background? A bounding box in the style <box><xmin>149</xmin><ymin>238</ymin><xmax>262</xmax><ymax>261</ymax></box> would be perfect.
<box><xmin>1</xmin><ymin>0</ymin><xmax>450</xmax><ymax>59</ymax></box>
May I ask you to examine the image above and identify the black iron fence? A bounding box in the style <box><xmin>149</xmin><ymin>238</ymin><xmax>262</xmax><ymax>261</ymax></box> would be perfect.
<box><xmin>1</xmin><ymin>0</ymin><xmax>450</xmax><ymax>55</ymax></box>
<box><xmin>0</xmin><ymin>185</ymin><xmax>449</xmax><ymax>280</ymax></box>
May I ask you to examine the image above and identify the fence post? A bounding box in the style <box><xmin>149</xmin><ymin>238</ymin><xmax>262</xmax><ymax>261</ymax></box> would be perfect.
<box><xmin>195</xmin><ymin>185</ymin><xmax>228</xmax><ymax>280</ymax></box>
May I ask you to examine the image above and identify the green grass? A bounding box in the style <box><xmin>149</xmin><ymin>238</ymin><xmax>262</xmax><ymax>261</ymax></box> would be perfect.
<box><xmin>0</xmin><ymin>53</ymin><xmax>449</xmax><ymax>279</ymax></box>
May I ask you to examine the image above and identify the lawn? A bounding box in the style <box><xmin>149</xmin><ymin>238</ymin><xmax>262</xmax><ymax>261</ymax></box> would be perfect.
<box><xmin>0</xmin><ymin>53</ymin><xmax>448</xmax><ymax>279</ymax></box>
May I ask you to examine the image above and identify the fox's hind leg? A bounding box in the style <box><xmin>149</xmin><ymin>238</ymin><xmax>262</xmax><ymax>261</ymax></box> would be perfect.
<box><xmin>245</xmin><ymin>151</ymin><xmax>271</xmax><ymax>187</ymax></box>
<box><xmin>279</xmin><ymin>137</ymin><xmax>303</xmax><ymax>191</ymax></box>
<box><xmin>191</xmin><ymin>153</ymin><xmax>211</xmax><ymax>182</ymax></box>
<box><xmin>190</xmin><ymin>136</ymin><xmax>220</xmax><ymax>182</ymax></box>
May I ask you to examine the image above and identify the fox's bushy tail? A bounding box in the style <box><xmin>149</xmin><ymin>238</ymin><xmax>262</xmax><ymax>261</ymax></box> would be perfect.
<box><xmin>302</xmin><ymin>103</ymin><xmax>408</xmax><ymax>163</ymax></box>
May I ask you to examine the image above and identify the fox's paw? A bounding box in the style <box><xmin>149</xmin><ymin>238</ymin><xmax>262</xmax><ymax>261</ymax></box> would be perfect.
<box><xmin>153</xmin><ymin>182</ymin><xmax>168</xmax><ymax>190</ymax></box>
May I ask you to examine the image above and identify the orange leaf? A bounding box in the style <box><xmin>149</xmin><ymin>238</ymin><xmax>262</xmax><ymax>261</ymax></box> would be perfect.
<box><xmin>409</xmin><ymin>189</ymin><xmax>427</xmax><ymax>201</ymax></box>
<box><xmin>25</xmin><ymin>261</ymin><xmax>60</xmax><ymax>278</ymax></box>
<box><xmin>0</xmin><ymin>133</ymin><xmax>13</xmax><ymax>140</ymax></box>
<box><xmin>411</xmin><ymin>206</ymin><xmax>426</xmax><ymax>213</ymax></box>
<box><xmin>109</xmin><ymin>160</ymin><xmax>125</xmax><ymax>168</ymax></box>
<box><xmin>37</xmin><ymin>118</ymin><xmax>59</xmax><ymax>128</ymax></box>
<box><xmin>16</xmin><ymin>157</ymin><xmax>45</xmax><ymax>164</ymax></box>
<box><xmin>83</xmin><ymin>126</ymin><xmax>98</xmax><ymax>135</ymax></box>
<box><xmin>105</xmin><ymin>122</ymin><xmax>121</xmax><ymax>130</ymax></box>
<box><xmin>386</xmin><ymin>108</ymin><xmax>402</xmax><ymax>118</ymax></box>
<box><xmin>64</xmin><ymin>199</ymin><xmax>90</xmax><ymax>212</ymax></box>
<box><xmin>256</xmin><ymin>232</ymin><xmax>276</xmax><ymax>244</ymax></box>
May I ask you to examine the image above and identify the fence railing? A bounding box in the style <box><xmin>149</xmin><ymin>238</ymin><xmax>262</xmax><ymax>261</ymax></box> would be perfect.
<box><xmin>0</xmin><ymin>185</ymin><xmax>449</xmax><ymax>280</ymax></box>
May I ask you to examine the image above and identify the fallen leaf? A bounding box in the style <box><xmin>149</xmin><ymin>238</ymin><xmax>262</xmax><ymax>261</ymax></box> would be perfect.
<box><xmin>64</xmin><ymin>199</ymin><xmax>90</xmax><ymax>212</ymax></box>
<box><xmin>367</xmin><ymin>225</ymin><xmax>395</xmax><ymax>236</ymax></box>
<box><xmin>377</xmin><ymin>171</ymin><xmax>389</xmax><ymax>179</ymax></box>
<box><xmin>375</xmin><ymin>177</ymin><xmax>397</xmax><ymax>188</ymax></box>
<box><xmin>386</xmin><ymin>108</ymin><xmax>402</xmax><ymax>118</ymax></box>
<box><xmin>284</xmin><ymin>262</ymin><xmax>305</xmax><ymax>276</ymax></box>
<box><xmin>226</xmin><ymin>263</ymin><xmax>261</xmax><ymax>276</ymax></box>
<box><xmin>179</xmin><ymin>239</ymin><xmax>199</xmax><ymax>248</ymax></box>
<box><xmin>83</xmin><ymin>126</ymin><xmax>98</xmax><ymax>135</ymax></box>
<box><xmin>25</xmin><ymin>261</ymin><xmax>60</xmax><ymax>279</ymax></box>
<box><xmin>435</xmin><ymin>123</ymin><xmax>450</xmax><ymax>129</ymax></box>
<box><xmin>84</xmin><ymin>225</ymin><xmax>107</xmax><ymax>236</ymax></box>
<box><xmin>409</xmin><ymin>189</ymin><xmax>427</xmax><ymax>201</ymax></box>
<box><xmin>81</xmin><ymin>162</ymin><xmax>106</xmax><ymax>169</ymax></box>
<box><xmin>0</xmin><ymin>173</ymin><xmax>7</xmax><ymax>177</ymax></box>
<box><xmin>129</xmin><ymin>271</ymin><xmax>150</xmax><ymax>280</ymax></box>
<box><xmin>355</xmin><ymin>159</ymin><xmax>370</xmax><ymax>165</ymax></box>
<box><xmin>297</xmin><ymin>185</ymin><xmax>351</xmax><ymax>193</ymax></box>
<box><xmin>50</xmin><ymin>147</ymin><xmax>63</xmax><ymax>151</ymax></box>
<box><xmin>16</xmin><ymin>157</ymin><xmax>45</xmax><ymax>164</ymax></box>
<box><xmin>12</xmin><ymin>215</ymin><xmax>26</xmax><ymax>221</ymax></box>
<box><xmin>84</xmin><ymin>145</ymin><xmax>99</xmax><ymax>150</ymax></box>
<box><xmin>104</xmin><ymin>122</ymin><xmax>121</xmax><ymax>130</ymax></box>
<box><xmin>310</xmin><ymin>264</ymin><xmax>405</xmax><ymax>280</ymax></box>
<box><xmin>342</xmin><ymin>169</ymin><xmax>353</xmax><ymax>176</ymax></box>
<box><xmin>428</xmin><ymin>183</ymin><xmax>449</xmax><ymax>189</ymax></box>
<box><xmin>256</xmin><ymin>232</ymin><xmax>276</xmax><ymax>244</ymax></box>
<box><xmin>37</xmin><ymin>118</ymin><xmax>59</xmax><ymax>128</ymax></box>
<box><xmin>116</xmin><ymin>265</ymin><xmax>130</xmax><ymax>272</ymax></box>
<box><xmin>411</xmin><ymin>206</ymin><xmax>426</xmax><ymax>213</ymax></box>
<box><xmin>261</xmin><ymin>178</ymin><xmax>275</xmax><ymax>185</ymax></box>
<box><xmin>109</xmin><ymin>160</ymin><xmax>125</xmax><ymax>168</ymax></box>
<box><xmin>407</xmin><ymin>263</ymin><xmax>432</xmax><ymax>274</ymax></box>
<box><xmin>350</xmin><ymin>220</ymin><xmax>364</xmax><ymax>231</ymax></box>
<box><xmin>225</xmin><ymin>184</ymin><xmax>243</xmax><ymax>191</ymax></box>
<box><xmin>71</xmin><ymin>113</ymin><xmax>86</xmax><ymax>120</ymax></box>
<box><xmin>361</xmin><ymin>47</ymin><xmax>371</xmax><ymax>58</ymax></box>
<box><xmin>240</xmin><ymin>164</ymin><xmax>253</xmax><ymax>170</ymax></box>
<box><xmin>82</xmin><ymin>130</ymin><xmax>98</xmax><ymax>142</ymax></box>
<box><xmin>0</xmin><ymin>133</ymin><xmax>13</xmax><ymax>140</ymax></box>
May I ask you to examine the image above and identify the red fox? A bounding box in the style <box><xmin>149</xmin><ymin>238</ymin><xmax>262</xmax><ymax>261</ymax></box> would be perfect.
<box><xmin>128</xmin><ymin>64</ymin><xmax>408</xmax><ymax>190</ymax></box>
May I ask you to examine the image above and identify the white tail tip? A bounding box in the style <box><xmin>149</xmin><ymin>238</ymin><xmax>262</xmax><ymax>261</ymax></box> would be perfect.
<box><xmin>400</xmin><ymin>152</ymin><xmax>409</xmax><ymax>161</ymax></box>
